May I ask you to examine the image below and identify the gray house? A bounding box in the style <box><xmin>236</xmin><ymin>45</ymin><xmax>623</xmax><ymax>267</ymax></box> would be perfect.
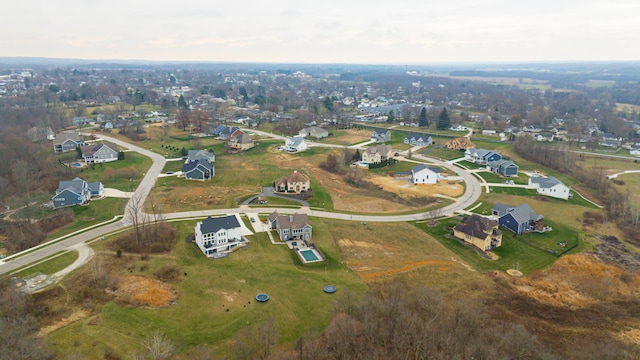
<box><xmin>52</xmin><ymin>177</ymin><xmax>102</xmax><ymax>209</ymax></box>
<box><xmin>370</xmin><ymin>129</ymin><xmax>391</xmax><ymax>142</ymax></box>
<box><xmin>187</xmin><ymin>149</ymin><xmax>215</xmax><ymax>163</ymax></box>
<box><xmin>268</xmin><ymin>211</ymin><xmax>312</xmax><ymax>241</ymax></box>
<box><xmin>492</xmin><ymin>203</ymin><xmax>543</xmax><ymax>234</ymax></box>
<box><xmin>182</xmin><ymin>159</ymin><xmax>214</xmax><ymax>181</ymax></box>
<box><xmin>53</xmin><ymin>133</ymin><xmax>85</xmax><ymax>153</ymax></box>
<box><xmin>403</xmin><ymin>133</ymin><xmax>433</xmax><ymax>147</ymax></box>
<box><xmin>487</xmin><ymin>159</ymin><xmax>519</xmax><ymax>177</ymax></box>
<box><xmin>80</xmin><ymin>142</ymin><xmax>119</xmax><ymax>163</ymax></box>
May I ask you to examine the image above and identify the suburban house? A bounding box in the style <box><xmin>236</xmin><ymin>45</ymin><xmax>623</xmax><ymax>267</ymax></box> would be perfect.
<box><xmin>444</xmin><ymin>137</ymin><xmax>475</xmax><ymax>150</ymax></box>
<box><xmin>52</xmin><ymin>177</ymin><xmax>103</xmax><ymax>209</ymax></box>
<box><xmin>492</xmin><ymin>203</ymin><xmax>544</xmax><ymax>235</ymax></box>
<box><xmin>487</xmin><ymin>159</ymin><xmax>519</xmax><ymax>177</ymax></box>
<box><xmin>80</xmin><ymin>142</ymin><xmax>119</xmax><ymax>163</ymax></box>
<box><xmin>361</xmin><ymin>144</ymin><xmax>394</xmax><ymax>163</ymax></box>
<box><xmin>299</xmin><ymin>126</ymin><xmax>328</xmax><ymax>139</ymax></box>
<box><xmin>228</xmin><ymin>130</ymin><xmax>255</xmax><ymax>151</ymax></box>
<box><xmin>464</xmin><ymin>148</ymin><xmax>502</xmax><ymax>165</ymax></box>
<box><xmin>211</xmin><ymin>125</ymin><xmax>240</xmax><ymax>140</ymax></box>
<box><xmin>187</xmin><ymin>149</ymin><xmax>215</xmax><ymax>163</ymax></box>
<box><xmin>268</xmin><ymin>211</ymin><xmax>313</xmax><ymax>241</ymax></box>
<box><xmin>182</xmin><ymin>159</ymin><xmax>214</xmax><ymax>181</ymax></box>
<box><xmin>412</xmin><ymin>164</ymin><xmax>440</xmax><ymax>185</ymax></box>
<box><xmin>274</xmin><ymin>170</ymin><xmax>310</xmax><ymax>193</ymax></box>
<box><xmin>53</xmin><ymin>132</ymin><xmax>85</xmax><ymax>153</ymax></box>
<box><xmin>453</xmin><ymin>214</ymin><xmax>502</xmax><ymax>251</ymax></box>
<box><xmin>404</xmin><ymin>133</ymin><xmax>433</xmax><ymax>147</ymax></box>
<box><xmin>284</xmin><ymin>136</ymin><xmax>308</xmax><ymax>152</ymax></box>
<box><xmin>528</xmin><ymin>176</ymin><xmax>571</xmax><ymax>200</ymax></box>
<box><xmin>194</xmin><ymin>215</ymin><xmax>243</xmax><ymax>257</ymax></box>
<box><xmin>370</xmin><ymin>129</ymin><xmax>391</xmax><ymax>142</ymax></box>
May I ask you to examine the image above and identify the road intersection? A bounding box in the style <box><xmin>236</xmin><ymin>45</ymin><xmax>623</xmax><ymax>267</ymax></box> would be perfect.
<box><xmin>0</xmin><ymin>132</ymin><xmax>482</xmax><ymax>275</ymax></box>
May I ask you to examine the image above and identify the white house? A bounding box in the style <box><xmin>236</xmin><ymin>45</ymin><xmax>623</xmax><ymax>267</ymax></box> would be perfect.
<box><xmin>528</xmin><ymin>176</ymin><xmax>571</xmax><ymax>200</ymax></box>
<box><xmin>412</xmin><ymin>164</ymin><xmax>440</xmax><ymax>185</ymax></box>
<box><xmin>194</xmin><ymin>215</ymin><xmax>243</xmax><ymax>257</ymax></box>
<box><xmin>284</xmin><ymin>136</ymin><xmax>308</xmax><ymax>152</ymax></box>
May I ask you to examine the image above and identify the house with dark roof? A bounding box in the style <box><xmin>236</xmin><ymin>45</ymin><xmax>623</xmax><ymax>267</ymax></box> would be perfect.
<box><xmin>268</xmin><ymin>211</ymin><xmax>312</xmax><ymax>241</ymax></box>
<box><xmin>53</xmin><ymin>132</ymin><xmax>85</xmax><ymax>153</ymax></box>
<box><xmin>487</xmin><ymin>159</ymin><xmax>519</xmax><ymax>177</ymax></box>
<box><xmin>528</xmin><ymin>176</ymin><xmax>571</xmax><ymax>200</ymax></box>
<box><xmin>52</xmin><ymin>177</ymin><xmax>103</xmax><ymax>209</ymax></box>
<box><xmin>411</xmin><ymin>164</ymin><xmax>440</xmax><ymax>184</ymax></box>
<box><xmin>274</xmin><ymin>170</ymin><xmax>310</xmax><ymax>193</ymax></box>
<box><xmin>211</xmin><ymin>125</ymin><xmax>240</xmax><ymax>139</ymax></box>
<box><xmin>464</xmin><ymin>148</ymin><xmax>502</xmax><ymax>165</ymax></box>
<box><xmin>80</xmin><ymin>142</ymin><xmax>119</xmax><ymax>163</ymax></box>
<box><xmin>453</xmin><ymin>214</ymin><xmax>502</xmax><ymax>251</ymax></box>
<box><xmin>194</xmin><ymin>215</ymin><xmax>243</xmax><ymax>257</ymax></box>
<box><xmin>492</xmin><ymin>203</ymin><xmax>544</xmax><ymax>234</ymax></box>
<box><xmin>403</xmin><ymin>133</ymin><xmax>433</xmax><ymax>147</ymax></box>
<box><xmin>182</xmin><ymin>159</ymin><xmax>214</xmax><ymax>181</ymax></box>
<box><xmin>370</xmin><ymin>129</ymin><xmax>391</xmax><ymax>142</ymax></box>
<box><xmin>187</xmin><ymin>149</ymin><xmax>215</xmax><ymax>163</ymax></box>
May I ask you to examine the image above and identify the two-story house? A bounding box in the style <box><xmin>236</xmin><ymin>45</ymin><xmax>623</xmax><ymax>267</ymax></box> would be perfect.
<box><xmin>412</xmin><ymin>164</ymin><xmax>440</xmax><ymax>184</ymax></box>
<box><xmin>194</xmin><ymin>215</ymin><xmax>243</xmax><ymax>257</ymax></box>
<box><xmin>453</xmin><ymin>214</ymin><xmax>502</xmax><ymax>251</ymax></box>
<box><xmin>361</xmin><ymin>144</ymin><xmax>394</xmax><ymax>163</ymax></box>
<box><xmin>53</xmin><ymin>132</ymin><xmax>85</xmax><ymax>153</ymax></box>
<box><xmin>403</xmin><ymin>133</ymin><xmax>433</xmax><ymax>147</ymax></box>
<box><xmin>268</xmin><ymin>211</ymin><xmax>312</xmax><ymax>241</ymax></box>
<box><xmin>52</xmin><ymin>177</ymin><xmax>103</xmax><ymax>209</ymax></box>
<box><xmin>80</xmin><ymin>142</ymin><xmax>119</xmax><ymax>163</ymax></box>
<box><xmin>274</xmin><ymin>170</ymin><xmax>310</xmax><ymax>193</ymax></box>
<box><xmin>370</xmin><ymin>129</ymin><xmax>391</xmax><ymax>142</ymax></box>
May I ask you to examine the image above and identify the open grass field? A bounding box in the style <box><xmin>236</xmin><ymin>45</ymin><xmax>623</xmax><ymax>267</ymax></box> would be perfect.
<box><xmin>477</xmin><ymin>171</ymin><xmax>528</xmax><ymax>185</ymax></box>
<box><xmin>611</xmin><ymin>172</ymin><xmax>640</xmax><ymax>212</ymax></box>
<box><xmin>13</xmin><ymin>250</ymin><xmax>79</xmax><ymax>278</ymax></box>
<box><xmin>312</xmin><ymin>128</ymin><xmax>370</xmax><ymax>146</ymax></box>
<box><xmin>45</xmin><ymin>218</ymin><xmax>367</xmax><ymax>358</ymax></box>
<box><xmin>425</xmin><ymin>147</ymin><xmax>466</xmax><ymax>161</ymax></box>
<box><xmin>45</xmin><ymin>198</ymin><xmax>128</xmax><ymax>241</ymax></box>
<box><xmin>76</xmin><ymin>152</ymin><xmax>152</xmax><ymax>192</ymax></box>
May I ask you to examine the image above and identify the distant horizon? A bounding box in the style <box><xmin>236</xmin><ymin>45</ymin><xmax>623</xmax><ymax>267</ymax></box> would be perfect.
<box><xmin>3</xmin><ymin>1</ymin><xmax>639</xmax><ymax>66</ymax></box>
<box><xmin>1</xmin><ymin>56</ymin><xmax>640</xmax><ymax>68</ymax></box>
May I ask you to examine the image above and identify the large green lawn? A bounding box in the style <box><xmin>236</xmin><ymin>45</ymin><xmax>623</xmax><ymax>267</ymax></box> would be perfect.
<box><xmin>47</xmin><ymin>219</ymin><xmax>366</xmax><ymax>358</ymax></box>
<box><xmin>76</xmin><ymin>152</ymin><xmax>152</xmax><ymax>192</ymax></box>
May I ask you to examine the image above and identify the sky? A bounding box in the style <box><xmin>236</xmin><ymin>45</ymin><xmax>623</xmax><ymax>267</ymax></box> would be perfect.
<box><xmin>3</xmin><ymin>0</ymin><xmax>640</xmax><ymax>64</ymax></box>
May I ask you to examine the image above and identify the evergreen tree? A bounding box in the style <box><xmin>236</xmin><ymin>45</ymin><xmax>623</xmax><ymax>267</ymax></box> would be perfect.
<box><xmin>178</xmin><ymin>94</ymin><xmax>188</xmax><ymax>110</ymax></box>
<box><xmin>437</xmin><ymin>108</ymin><xmax>451</xmax><ymax>130</ymax></box>
<box><xmin>387</xmin><ymin>110</ymin><xmax>395</xmax><ymax>123</ymax></box>
<box><xmin>418</xmin><ymin>107</ymin><xmax>428</xmax><ymax>127</ymax></box>
<box><xmin>353</xmin><ymin>148</ymin><xmax>362</xmax><ymax>161</ymax></box>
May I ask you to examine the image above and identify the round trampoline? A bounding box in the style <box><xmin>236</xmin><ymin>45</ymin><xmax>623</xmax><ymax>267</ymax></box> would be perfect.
<box><xmin>256</xmin><ymin>293</ymin><xmax>270</xmax><ymax>302</ymax></box>
<box><xmin>323</xmin><ymin>285</ymin><xmax>337</xmax><ymax>294</ymax></box>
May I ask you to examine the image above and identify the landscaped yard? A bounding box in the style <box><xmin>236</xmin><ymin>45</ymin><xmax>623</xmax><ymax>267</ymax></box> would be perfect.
<box><xmin>45</xmin><ymin>218</ymin><xmax>367</xmax><ymax>358</ymax></box>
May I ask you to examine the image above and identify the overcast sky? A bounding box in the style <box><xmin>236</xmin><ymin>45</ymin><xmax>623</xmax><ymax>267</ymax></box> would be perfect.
<box><xmin>3</xmin><ymin>0</ymin><xmax>640</xmax><ymax>64</ymax></box>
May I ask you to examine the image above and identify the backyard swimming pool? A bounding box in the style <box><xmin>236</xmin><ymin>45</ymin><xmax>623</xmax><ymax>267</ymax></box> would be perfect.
<box><xmin>299</xmin><ymin>249</ymin><xmax>319</xmax><ymax>262</ymax></box>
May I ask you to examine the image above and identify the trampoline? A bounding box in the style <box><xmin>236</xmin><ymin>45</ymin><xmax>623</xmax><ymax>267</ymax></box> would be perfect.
<box><xmin>256</xmin><ymin>293</ymin><xmax>270</xmax><ymax>302</ymax></box>
<box><xmin>323</xmin><ymin>285</ymin><xmax>337</xmax><ymax>294</ymax></box>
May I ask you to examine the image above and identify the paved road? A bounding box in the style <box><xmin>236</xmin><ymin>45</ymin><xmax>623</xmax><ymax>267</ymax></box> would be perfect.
<box><xmin>0</xmin><ymin>132</ymin><xmax>481</xmax><ymax>275</ymax></box>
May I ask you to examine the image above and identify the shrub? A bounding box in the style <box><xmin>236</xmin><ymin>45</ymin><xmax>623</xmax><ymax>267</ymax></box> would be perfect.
<box><xmin>154</xmin><ymin>264</ymin><xmax>181</xmax><ymax>282</ymax></box>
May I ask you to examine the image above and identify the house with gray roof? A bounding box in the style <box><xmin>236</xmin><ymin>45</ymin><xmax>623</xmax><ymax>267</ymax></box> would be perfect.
<box><xmin>403</xmin><ymin>133</ymin><xmax>433</xmax><ymax>147</ymax></box>
<box><xmin>53</xmin><ymin>132</ymin><xmax>85</xmax><ymax>153</ymax></box>
<box><xmin>268</xmin><ymin>211</ymin><xmax>312</xmax><ymax>241</ymax></box>
<box><xmin>80</xmin><ymin>142</ymin><xmax>119</xmax><ymax>163</ymax></box>
<box><xmin>182</xmin><ymin>159</ymin><xmax>214</xmax><ymax>181</ymax></box>
<box><xmin>194</xmin><ymin>215</ymin><xmax>243</xmax><ymax>257</ymax></box>
<box><xmin>412</xmin><ymin>164</ymin><xmax>440</xmax><ymax>184</ymax></box>
<box><xmin>528</xmin><ymin>176</ymin><xmax>571</xmax><ymax>200</ymax></box>
<box><xmin>284</xmin><ymin>136</ymin><xmax>308</xmax><ymax>152</ymax></box>
<box><xmin>464</xmin><ymin>148</ymin><xmax>502</xmax><ymax>165</ymax></box>
<box><xmin>492</xmin><ymin>203</ymin><xmax>544</xmax><ymax>234</ymax></box>
<box><xmin>187</xmin><ymin>149</ymin><xmax>215</xmax><ymax>163</ymax></box>
<box><xmin>52</xmin><ymin>177</ymin><xmax>102</xmax><ymax>209</ymax></box>
<box><xmin>299</xmin><ymin>126</ymin><xmax>329</xmax><ymax>139</ymax></box>
<box><xmin>487</xmin><ymin>159</ymin><xmax>519</xmax><ymax>177</ymax></box>
<box><xmin>370</xmin><ymin>129</ymin><xmax>391</xmax><ymax>142</ymax></box>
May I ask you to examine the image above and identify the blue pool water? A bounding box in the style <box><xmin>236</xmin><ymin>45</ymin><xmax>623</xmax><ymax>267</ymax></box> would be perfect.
<box><xmin>300</xmin><ymin>249</ymin><xmax>319</xmax><ymax>261</ymax></box>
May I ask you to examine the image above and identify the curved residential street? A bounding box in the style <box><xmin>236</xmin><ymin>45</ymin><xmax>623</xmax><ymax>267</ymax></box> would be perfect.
<box><xmin>0</xmin><ymin>132</ymin><xmax>481</xmax><ymax>275</ymax></box>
